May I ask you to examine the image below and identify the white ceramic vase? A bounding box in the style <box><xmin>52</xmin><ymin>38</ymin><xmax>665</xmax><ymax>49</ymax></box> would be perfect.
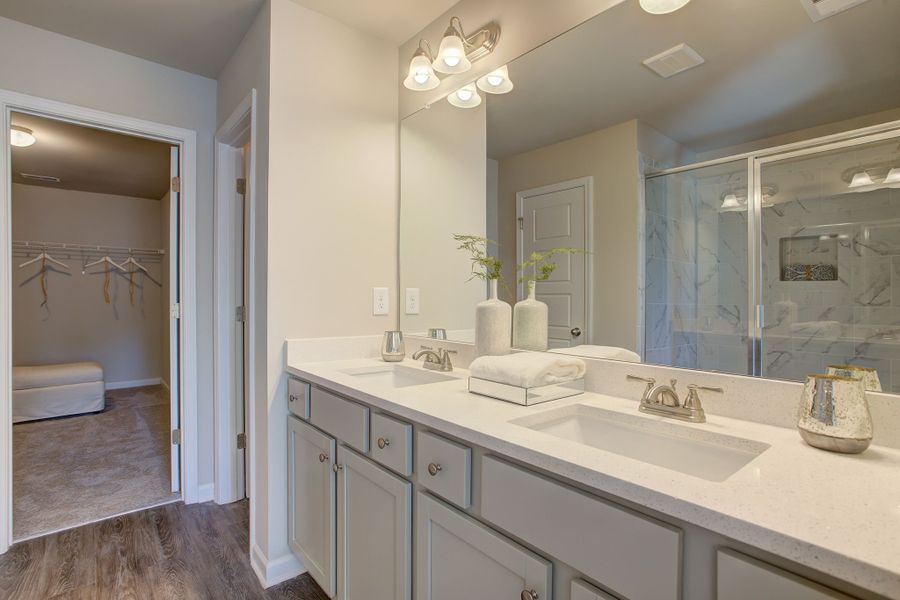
<box><xmin>513</xmin><ymin>280</ymin><xmax>549</xmax><ymax>351</ymax></box>
<box><xmin>475</xmin><ymin>279</ymin><xmax>511</xmax><ymax>357</ymax></box>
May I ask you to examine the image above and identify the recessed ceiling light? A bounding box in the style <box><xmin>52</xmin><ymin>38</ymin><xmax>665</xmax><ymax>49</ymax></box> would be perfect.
<box><xmin>640</xmin><ymin>0</ymin><xmax>691</xmax><ymax>15</ymax></box>
<box><xmin>10</xmin><ymin>125</ymin><xmax>36</xmax><ymax>147</ymax></box>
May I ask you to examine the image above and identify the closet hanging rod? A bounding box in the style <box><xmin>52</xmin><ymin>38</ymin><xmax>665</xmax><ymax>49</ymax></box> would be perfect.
<box><xmin>11</xmin><ymin>240</ymin><xmax>165</xmax><ymax>256</ymax></box>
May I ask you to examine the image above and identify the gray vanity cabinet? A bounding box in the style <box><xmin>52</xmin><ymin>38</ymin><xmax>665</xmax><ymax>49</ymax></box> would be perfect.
<box><xmin>416</xmin><ymin>491</ymin><xmax>552</xmax><ymax>600</ymax></box>
<box><xmin>288</xmin><ymin>416</ymin><xmax>337</xmax><ymax>596</ymax></box>
<box><xmin>336</xmin><ymin>445</ymin><xmax>411</xmax><ymax>600</ymax></box>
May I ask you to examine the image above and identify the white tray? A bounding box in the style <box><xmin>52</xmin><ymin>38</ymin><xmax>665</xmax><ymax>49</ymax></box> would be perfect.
<box><xmin>467</xmin><ymin>376</ymin><xmax>584</xmax><ymax>406</ymax></box>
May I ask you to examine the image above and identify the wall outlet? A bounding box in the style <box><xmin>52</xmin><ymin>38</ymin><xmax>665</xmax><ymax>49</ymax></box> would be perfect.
<box><xmin>405</xmin><ymin>288</ymin><xmax>420</xmax><ymax>315</ymax></box>
<box><xmin>373</xmin><ymin>287</ymin><xmax>390</xmax><ymax>316</ymax></box>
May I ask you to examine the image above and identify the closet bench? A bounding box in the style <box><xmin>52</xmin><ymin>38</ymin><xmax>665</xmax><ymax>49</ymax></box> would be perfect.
<box><xmin>13</xmin><ymin>362</ymin><xmax>105</xmax><ymax>423</ymax></box>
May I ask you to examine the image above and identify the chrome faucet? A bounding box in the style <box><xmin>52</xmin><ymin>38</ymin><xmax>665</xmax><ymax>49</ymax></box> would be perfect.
<box><xmin>625</xmin><ymin>375</ymin><xmax>722</xmax><ymax>423</ymax></box>
<box><xmin>413</xmin><ymin>346</ymin><xmax>455</xmax><ymax>372</ymax></box>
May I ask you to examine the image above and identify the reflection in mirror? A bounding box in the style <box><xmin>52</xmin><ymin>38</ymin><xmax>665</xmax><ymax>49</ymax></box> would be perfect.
<box><xmin>399</xmin><ymin>0</ymin><xmax>900</xmax><ymax>388</ymax></box>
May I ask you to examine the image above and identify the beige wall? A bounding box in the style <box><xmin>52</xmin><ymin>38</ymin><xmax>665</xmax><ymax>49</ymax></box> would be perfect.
<box><xmin>398</xmin><ymin>0</ymin><xmax>627</xmax><ymax>118</ymax></box>
<box><xmin>400</xmin><ymin>99</ymin><xmax>487</xmax><ymax>335</ymax></box>
<box><xmin>498</xmin><ymin>120</ymin><xmax>640</xmax><ymax>351</ymax></box>
<box><xmin>12</xmin><ymin>184</ymin><xmax>165</xmax><ymax>384</ymax></box>
<box><xmin>0</xmin><ymin>16</ymin><xmax>219</xmax><ymax>488</ymax></box>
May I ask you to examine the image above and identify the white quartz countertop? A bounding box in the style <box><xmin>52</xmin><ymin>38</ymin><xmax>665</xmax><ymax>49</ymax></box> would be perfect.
<box><xmin>287</xmin><ymin>357</ymin><xmax>900</xmax><ymax>599</ymax></box>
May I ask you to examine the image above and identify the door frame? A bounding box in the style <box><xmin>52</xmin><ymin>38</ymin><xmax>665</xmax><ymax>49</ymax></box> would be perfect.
<box><xmin>0</xmin><ymin>87</ymin><xmax>201</xmax><ymax>553</ymax></box>
<box><xmin>515</xmin><ymin>176</ymin><xmax>594</xmax><ymax>345</ymax></box>
<box><xmin>213</xmin><ymin>90</ymin><xmax>256</xmax><ymax>506</ymax></box>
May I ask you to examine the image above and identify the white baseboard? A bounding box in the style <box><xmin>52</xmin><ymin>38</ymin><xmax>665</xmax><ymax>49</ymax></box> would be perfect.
<box><xmin>106</xmin><ymin>377</ymin><xmax>163</xmax><ymax>390</ymax></box>
<box><xmin>250</xmin><ymin>544</ymin><xmax>305</xmax><ymax>588</ymax></box>
<box><xmin>197</xmin><ymin>483</ymin><xmax>215</xmax><ymax>503</ymax></box>
<box><xmin>160</xmin><ymin>378</ymin><xmax>170</xmax><ymax>392</ymax></box>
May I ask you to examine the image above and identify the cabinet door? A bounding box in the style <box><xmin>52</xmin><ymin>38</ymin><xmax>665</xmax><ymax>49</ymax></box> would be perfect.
<box><xmin>288</xmin><ymin>417</ymin><xmax>336</xmax><ymax>597</ymax></box>
<box><xmin>416</xmin><ymin>492</ymin><xmax>552</xmax><ymax>600</ymax></box>
<box><xmin>336</xmin><ymin>446</ymin><xmax>411</xmax><ymax>600</ymax></box>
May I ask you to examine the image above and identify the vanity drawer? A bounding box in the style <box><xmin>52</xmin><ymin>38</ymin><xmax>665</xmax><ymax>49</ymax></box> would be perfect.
<box><xmin>416</xmin><ymin>431</ymin><xmax>471</xmax><ymax>509</ymax></box>
<box><xmin>572</xmin><ymin>579</ymin><xmax>618</xmax><ymax>600</ymax></box>
<box><xmin>287</xmin><ymin>377</ymin><xmax>310</xmax><ymax>420</ymax></box>
<box><xmin>370</xmin><ymin>412</ymin><xmax>413</xmax><ymax>476</ymax></box>
<box><xmin>481</xmin><ymin>456</ymin><xmax>681</xmax><ymax>600</ymax></box>
<box><xmin>717</xmin><ymin>549</ymin><xmax>856</xmax><ymax>600</ymax></box>
<box><xmin>310</xmin><ymin>387</ymin><xmax>370</xmax><ymax>452</ymax></box>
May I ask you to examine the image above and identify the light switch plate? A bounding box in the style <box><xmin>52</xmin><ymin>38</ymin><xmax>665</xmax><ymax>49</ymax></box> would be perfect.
<box><xmin>405</xmin><ymin>288</ymin><xmax>420</xmax><ymax>315</ymax></box>
<box><xmin>373</xmin><ymin>287</ymin><xmax>389</xmax><ymax>316</ymax></box>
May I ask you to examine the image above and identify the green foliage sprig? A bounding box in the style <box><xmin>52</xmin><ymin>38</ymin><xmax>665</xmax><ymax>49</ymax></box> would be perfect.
<box><xmin>453</xmin><ymin>234</ymin><xmax>502</xmax><ymax>281</ymax></box>
<box><xmin>517</xmin><ymin>248</ymin><xmax>583</xmax><ymax>284</ymax></box>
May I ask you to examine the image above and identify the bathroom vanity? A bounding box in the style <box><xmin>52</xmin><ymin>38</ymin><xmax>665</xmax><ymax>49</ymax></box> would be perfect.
<box><xmin>284</xmin><ymin>353</ymin><xmax>900</xmax><ymax>600</ymax></box>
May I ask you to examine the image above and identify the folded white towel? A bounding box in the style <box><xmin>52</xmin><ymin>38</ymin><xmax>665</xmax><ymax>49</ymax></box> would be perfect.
<box><xmin>549</xmin><ymin>345</ymin><xmax>641</xmax><ymax>363</ymax></box>
<box><xmin>469</xmin><ymin>352</ymin><xmax>586</xmax><ymax>388</ymax></box>
<box><xmin>790</xmin><ymin>321</ymin><xmax>842</xmax><ymax>340</ymax></box>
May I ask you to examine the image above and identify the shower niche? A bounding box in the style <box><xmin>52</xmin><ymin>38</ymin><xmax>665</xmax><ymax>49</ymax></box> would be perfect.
<box><xmin>779</xmin><ymin>235</ymin><xmax>839</xmax><ymax>282</ymax></box>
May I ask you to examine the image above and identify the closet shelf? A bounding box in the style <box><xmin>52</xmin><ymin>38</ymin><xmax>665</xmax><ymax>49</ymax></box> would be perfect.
<box><xmin>12</xmin><ymin>240</ymin><xmax>165</xmax><ymax>256</ymax></box>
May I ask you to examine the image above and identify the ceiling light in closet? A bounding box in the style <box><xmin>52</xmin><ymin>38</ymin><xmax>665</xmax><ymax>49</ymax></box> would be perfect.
<box><xmin>476</xmin><ymin>65</ymin><xmax>514</xmax><ymax>94</ymax></box>
<box><xmin>10</xmin><ymin>125</ymin><xmax>36</xmax><ymax>147</ymax></box>
<box><xmin>640</xmin><ymin>0</ymin><xmax>692</xmax><ymax>15</ymax></box>
<box><xmin>448</xmin><ymin>84</ymin><xmax>482</xmax><ymax>109</ymax></box>
<box><xmin>848</xmin><ymin>171</ymin><xmax>875</xmax><ymax>188</ymax></box>
<box><xmin>403</xmin><ymin>46</ymin><xmax>441</xmax><ymax>91</ymax></box>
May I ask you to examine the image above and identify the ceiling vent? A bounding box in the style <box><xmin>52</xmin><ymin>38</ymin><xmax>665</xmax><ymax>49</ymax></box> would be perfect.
<box><xmin>20</xmin><ymin>173</ymin><xmax>61</xmax><ymax>183</ymax></box>
<box><xmin>800</xmin><ymin>0</ymin><xmax>871</xmax><ymax>22</ymax></box>
<box><xmin>642</xmin><ymin>43</ymin><xmax>705</xmax><ymax>79</ymax></box>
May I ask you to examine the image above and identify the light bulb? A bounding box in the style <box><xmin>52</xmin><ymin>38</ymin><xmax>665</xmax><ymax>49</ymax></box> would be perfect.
<box><xmin>476</xmin><ymin>65</ymin><xmax>514</xmax><ymax>94</ymax></box>
<box><xmin>448</xmin><ymin>84</ymin><xmax>482</xmax><ymax>109</ymax></box>
<box><xmin>639</xmin><ymin>0</ymin><xmax>692</xmax><ymax>14</ymax></box>
<box><xmin>10</xmin><ymin>125</ymin><xmax>36</xmax><ymax>148</ymax></box>
<box><xmin>403</xmin><ymin>51</ymin><xmax>440</xmax><ymax>91</ymax></box>
<box><xmin>433</xmin><ymin>28</ymin><xmax>471</xmax><ymax>74</ymax></box>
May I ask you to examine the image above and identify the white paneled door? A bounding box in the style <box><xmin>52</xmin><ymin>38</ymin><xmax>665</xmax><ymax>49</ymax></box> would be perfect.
<box><xmin>517</xmin><ymin>178</ymin><xmax>592</xmax><ymax>348</ymax></box>
<box><xmin>169</xmin><ymin>145</ymin><xmax>181</xmax><ymax>493</ymax></box>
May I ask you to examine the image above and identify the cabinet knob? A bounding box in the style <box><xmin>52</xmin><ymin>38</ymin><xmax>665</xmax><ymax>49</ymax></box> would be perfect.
<box><xmin>318</xmin><ymin>453</ymin><xmax>328</xmax><ymax>463</ymax></box>
<box><xmin>427</xmin><ymin>463</ymin><xmax>442</xmax><ymax>476</ymax></box>
<box><xmin>377</xmin><ymin>437</ymin><xmax>390</xmax><ymax>449</ymax></box>
<box><xmin>332</xmin><ymin>464</ymin><xmax>343</xmax><ymax>473</ymax></box>
<box><xmin>289</xmin><ymin>394</ymin><xmax>297</xmax><ymax>403</ymax></box>
<box><xmin>521</xmin><ymin>590</ymin><xmax>539</xmax><ymax>600</ymax></box>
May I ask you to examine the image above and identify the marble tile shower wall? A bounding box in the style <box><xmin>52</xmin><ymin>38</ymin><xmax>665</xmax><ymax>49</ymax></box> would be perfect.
<box><xmin>760</xmin><ymin>185</ymin><xmax>900</xmax><ymax>392</ymax></box>
<box><xmin>645</xmin><ymin>168</ymin><xmax>751</xmax><ymax>376</ymax></box>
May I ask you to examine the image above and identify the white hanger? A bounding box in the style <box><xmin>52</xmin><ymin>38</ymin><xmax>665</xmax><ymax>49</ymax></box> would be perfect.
<box><xmin>122</xmin><ymin>255</ymin><xmax>149</xmax><ymax>274</ymax></box>
<box><xmin>85</xmin><ymin>255</ymin><xmax>126</xmax><ymax>272</ymax></box>
<box><xmin>19</xmin><ymin>250</ymin><xmax>70</xmax><ymax>270</ymax></box>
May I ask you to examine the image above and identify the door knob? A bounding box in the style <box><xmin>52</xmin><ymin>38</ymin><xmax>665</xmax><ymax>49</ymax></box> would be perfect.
<box><xmin>377</xmin><ymin>437</ymin><xmax>390</xmax><ymax>449</ymax></box>
<box><xmin>427</xmin><ymin>463</ymin><xmax>442</xmax><ymax>476</ymax></box>
<box><xmin>318</xmin><ymin>453</ymin><xmax>328</xmax><ymax>463</ymax></box>
<box><xmin>570</xmin><ymin>327</ymin><xmax>582</xmax><ymax>337</ymax></box>
<box><xmin>521</xmin><ymin>590</ymin><xmax>539</xmax><ymax>600</ymax></box>
<box><xmin>332</xmin><ymin>464</ymin><xmax>343</xmax><ymax>473</ymax></box>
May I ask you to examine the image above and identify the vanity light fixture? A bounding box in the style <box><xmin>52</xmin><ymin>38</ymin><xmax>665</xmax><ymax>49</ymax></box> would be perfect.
<box><xmin>848</xmin><ymin>171</ymin><xmax>875</xmax><ymax>188</ymax></box>
<box><xmin>448</xmin><ymin>84</ymin><xmax>482</xmax><ymax>109</ymax></box>
<box><xmin>403</xmin><ymin>42</ymin><xmax>441</xmax><ymax>91</ymax></box>
<box><xmin>884</xmin><ymin>167</ymin><xmax>900</xmax><ymax>185</ymax></box>
<box><xmin>10</xmin><ymin>125</ymin><xmax>36</xmax><ymax>147</ymax></box>
<box><xmin>720</xmin><ymin>193</ymin><xmax>742</xmax><ymax>210</ymax></box>
<box><xmin>639</xmin><ymin>0</ymin><xmax>692</xmax><ymax>14</ymax></box>
<box><xmin>476</xmin><ymin>65</ymin><xmax>514</xmax><ymax>94</ymax></box>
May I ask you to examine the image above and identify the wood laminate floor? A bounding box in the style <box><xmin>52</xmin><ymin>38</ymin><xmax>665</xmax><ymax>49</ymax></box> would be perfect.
<box><xmin>0</xmin><ymin>500</ymin><xmax>329</xmax><ymax>600</ymax></box>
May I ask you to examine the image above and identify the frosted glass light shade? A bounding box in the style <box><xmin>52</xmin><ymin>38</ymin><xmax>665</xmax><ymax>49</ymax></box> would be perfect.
<box><xmin>10</xmin><ymin>125</ymin><xmax>35</xmax><ymax>147</ymax></box>
<box><xmin>403</xmin><ymin>52</ymin><xmax>440</xmax><ymax>91</ymax></box>
<box><xmin>849</xmin><ymin>171</ymin><xmax>875</xmax><ymax>188</ymax></box>
<box><xmin>433</xmin><ymin>30</ymin><xmax>471</xmax><ymax>74</ymax></box>
<box><xmin>448</xmin><ymin>84</ymin><xmax>482</xmax><ymax>109</ymax></box>
<box><xmin>639</xmin><ymin>0</ymin><xmax>691</xmax><ymax>14</ymax></box>
<box><xmin>476</xmin><ymin>65</ymin><xmax>514</xmax><ymax>94</ymax></box>
<box><xmin>884</xmin><ymin>167</ymin><xmax>900</xmax><ymax>184</ymax></box>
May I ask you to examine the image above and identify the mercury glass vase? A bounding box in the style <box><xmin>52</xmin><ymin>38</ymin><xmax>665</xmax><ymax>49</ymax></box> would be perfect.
<box><xmin>826</xmin><ymin>364</ymin><xmax>882</xmax><ymax>392</ymax></box>
<box><xmin>797</xmin><ymin>374</ymin><xmax>873</xmax><ymax>454</ymax></box>
<box><xmin>513</xmin><ymin>280</ymin><xmax>549</xmax><ymax>351</ymax></box>
<box><xmin>475</xmin><ymin>279</ymin><xmax>511</xmax><ymax>357</ymax></box>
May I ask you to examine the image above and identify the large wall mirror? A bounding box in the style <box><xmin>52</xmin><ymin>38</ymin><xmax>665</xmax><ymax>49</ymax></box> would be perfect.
<box><xmin>399</xmin><ymin>0</ymin><xmax>900</xmax><ymax>391</ymax></box>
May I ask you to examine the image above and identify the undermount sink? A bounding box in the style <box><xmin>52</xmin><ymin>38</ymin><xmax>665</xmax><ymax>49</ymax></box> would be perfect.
<box><xmin>339</xmin><ymin>364</ymin><xmax>457</xmax><ymax>388</ymax></box>
<box><xmin>510</xmin><ymin>404</ymin><xmax>769</xmax><ymax>482</ymax></box>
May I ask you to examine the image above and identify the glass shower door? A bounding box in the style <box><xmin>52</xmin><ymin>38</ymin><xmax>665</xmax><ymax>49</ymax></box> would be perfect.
<box><xmin>757</xmin><ymin>135</ymin><xmax>900</xmax><ymax>391</ymax></box>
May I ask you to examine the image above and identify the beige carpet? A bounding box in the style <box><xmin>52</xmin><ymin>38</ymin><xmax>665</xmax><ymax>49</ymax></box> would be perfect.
<box><xmin>13</xmin><ymin>385</ymin><xmax>179</xmax><ymax>540</ymax></box>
